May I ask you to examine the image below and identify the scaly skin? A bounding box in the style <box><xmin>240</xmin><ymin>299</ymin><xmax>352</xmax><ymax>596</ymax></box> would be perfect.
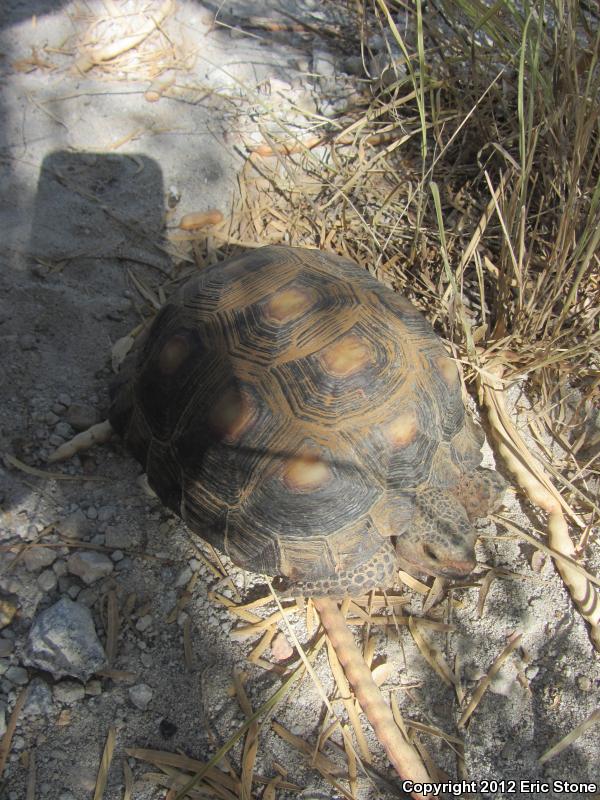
<box><xmin>312</xmin><ymin>597</ymin><xmax>433</xmax><ymax>800</ymax></box>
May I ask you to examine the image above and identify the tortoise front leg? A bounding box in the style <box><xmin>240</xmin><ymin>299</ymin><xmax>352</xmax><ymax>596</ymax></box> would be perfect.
<box><xmin>47</xmin><ymin>419</ymin><xmax>113</xmax><ymax>462</ymax></box>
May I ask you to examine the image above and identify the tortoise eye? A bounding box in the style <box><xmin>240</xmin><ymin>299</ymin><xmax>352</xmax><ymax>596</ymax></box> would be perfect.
<box><xmin>422</xmin><ymin>543</ymin><xmax>440</xmax><ymax>562</ymax></box>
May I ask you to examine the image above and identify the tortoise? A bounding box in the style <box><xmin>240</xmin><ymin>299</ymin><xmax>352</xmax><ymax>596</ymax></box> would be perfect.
<box><xmin>104</xmin><ymin>244</ymin><xmax>505</xmax><ymax>594</ymax></box>
<box><xmin>51</xmin><ymin>244</ymin><xmax>505</xmax><ymax>790</ymax></box>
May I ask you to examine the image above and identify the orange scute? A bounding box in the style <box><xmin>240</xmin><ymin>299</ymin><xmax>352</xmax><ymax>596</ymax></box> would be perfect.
<box><xmin>437</xmin><ymin>357</ymin><xmax>459</xmax><ymax>384</ymax></box>
<box><xmin>210</xmin><ymin>388</ymin><xmax>254</xmax><ymax>441</ymax></box>
<box><xmin>283</xmin><ymin>453</ymin><xmax>332</xmax><ymax>492</ymax></box>
<box><xmin>386</xmin><ymin>410</ymin><xmax>418</xmax><ymax>447</ymax></box>
<box><xmin>264</xmin><ymin>286</ymin><xmax>316</xmax><ymax>323</ymax></box>
<box><xmin>158</xmin><ymin>335</ymin><xmax>190</xmax><ymax>374</ymax></box>
<box><xmin>320</xmin><ymin>334</ymin><xmax>373</xmax><ymax>377</ymax></box>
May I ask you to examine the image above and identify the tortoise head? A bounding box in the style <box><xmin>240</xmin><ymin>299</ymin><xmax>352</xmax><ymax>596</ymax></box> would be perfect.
<box><xmin>393</xmin><ymin>487</ymin><xmax>478</xmax><ymax>579</ymax></box>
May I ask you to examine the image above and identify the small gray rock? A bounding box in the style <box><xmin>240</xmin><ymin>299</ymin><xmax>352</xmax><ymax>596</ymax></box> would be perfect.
<box><xmin>0</xmin><ymin>639</ymin><xmax>14</xmax><ymax>657</ymax></box>
<box><xmin>23</xmin><ymin>677</ymin><xmax>53</xmax><ymax>717</ymax></box>
<box><xmin>128</xmin><ymin>683</ymin><xmax>153</xmax><ymax>710</ymax></box>
<box><xmin>54</xmin><ymin>421</ymin><xmax>73</xmax><ymax>438</ymax></box>
<box><xmin>85</xmin><ymin>679</ymin><xmax>102</xmax><ymax>696</ymax></box>
<box><xmin>136</xmin><ymin>614</ymin><xmax>153</xmax><ymax>632</ymax></box>
<box><xmin>24</xmin><ymin>598</ymin><xmax>106</xmax><ymax>680</ymax></box>
<box><xmin>53</xmin><ymin>679</ymin><xmax>85</xmax><ymax>705</ymax></box>
<box><xmin>37</xmin><ymin>569</ymin><xmax>58</xmax><ymax>593</ymax></box>
<box><xmin>52</xmin><ymin>559</ymin><xmax>68</xmax><ymax>577</ymax></box>
<box><xmin>59</xmin><ymin>509</ymin><xmax>89</xmax><ymax>539</ymax></box>
<box><xmin>23</xmin><ymin>546</ymin><xmax>57</xmax><ymax>572</ymax></box>
<box><xmin>97</xmin><ymin>505</ymin><xmax>116</xmax><ymax>522</ymax></box>
<box><xmin>5</xmin><ymin>665</ymin><xmax>28</xmax><ymax>685</ymax></box>
<box><xmin>66</xmin><ymin>403</ymin><xmax>99</xmax><ymax>431</ymax></box>
<box><xmin>67</xmin><ymin>551</ymin><xmax>114</xmax><ymax>584</ymax></box>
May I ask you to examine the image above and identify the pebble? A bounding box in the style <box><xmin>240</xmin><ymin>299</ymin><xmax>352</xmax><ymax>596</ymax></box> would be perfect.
<box><xmin>45</xmin><ymin>411</ymin><xmax>60</xmax><ymax>425</ymax></box>
<box><xmin>85</xmin><ymin>679</ymin><xmax>102</xmax><ymax>696</ymax></box>
<box><xmin>175</xmin><ymin>566</ymin><xmax>193</xmax><ymax>588</ymax></box>
<box><xmin>23</xmin><ymin>546</ymin><xmax>57</xmax><ymax>572</ymax></box>
<box><xmin>52</xmin><ymin>402</ymin><xmax>67</xmax><ymax>415</ymax></box>
<box><xmin>23</xmin><ymin>678</ymin><xmax>53</xmax><ymax>717</ymax></box>
<box><xmin>67</xmin><ymin>551</ymin><xmax>114</xmax><ymax>584</ymax></box>
<box><xmin>136</xmin><ymin>615</ymin><xmax>153</xmax><ymax>632</ymax></box>
<box><xmin>110</xmin><ymin>550</ymin><xmax>124</xmax><ymax>562</ymax></box>
<box><xmin>59</xmin><ymin>509</ymin><xmax>89</xmax><ymax>538</ymax></box>
<box><xmin>53</xmin><ymin>679</ymin><xmax>85</xmax><ymax>704</ymax></box>
<box><xmin>54</xmin><ymin>421</ymin><xmax>73</xmax><ymax>438</ymax></box>
<box><xmin>525</xmin><ymin>665</ymin><xmax>540</xmax><ymax>681</ymax></box>
<box><xmin>5</xmin><ymin>665</ymin><xmax>28</xmax><ymax>685</ymax></box>
<box><xmin>97</xmin><ymin>505</ymin><xmax>116</xmax><ymax>522</ymax></box>
<box><xmin>38</xmin><ymin>569</ymin><xmax>58</xmax><ymax>592</ymax></box>
<box><xmin>57</xmin><ymin>393</ymin><xmax>72</xmax><ymax>407</ymax></box>
<box><xmin>66</xmin><ymin>403</ymin><xmax>99</xmax><ymax>431</ymax></box>
<box><xmin>128</xmin><ymin>683</ymin><xmax>153</xmax><ymax>710</ymax></box>
<box><xmin>52</xmin><ymin>559</ymin><xmax>68</xmax><ymax>577</ymax></box>
<box><xmin>0</xmin><ymin>599</ymin><xmax>17</xmax><ymax>629</ymax></box>
<box><xmin>0</xmin><ymin>639</ymin><xmax>14</xmax><ymax>657</ymax></box>
<box><xmin>577</xmin><ymin>675</ymin><xmax>592</xmax><ymax>691</ymax></box>
<box><xmin>271</xmin><ymin>632</ymin><xmax>294</xmax><ymax>661</ymax></box>
<box><xmin>86</xmin><ymin>506</ymin><xmax>98</xmax><ymax>520</ymax></box>
<box><xmin>66</xmin><ymin>584</ymin><xmax>81</xmax><ymax>600</ymax></box>
<box><xmin>24</xmin><ymin>597</ymin><xmax>107</xmax><ymax>680</ymax></box>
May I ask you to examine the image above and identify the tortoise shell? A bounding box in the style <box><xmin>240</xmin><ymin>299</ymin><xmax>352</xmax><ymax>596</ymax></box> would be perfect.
<box><xmin>110</xmin><ymin>246</ymin><xmax>504</xmax><ymax>595</ymax></box>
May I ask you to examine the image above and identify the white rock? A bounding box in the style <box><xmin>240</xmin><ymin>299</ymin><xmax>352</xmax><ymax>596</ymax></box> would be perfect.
<box><xmin>68</xmin><ymin>551</ymin><xmax>114</xmax><ymax>585</ymax></box>
<box><xmin>24</xmin><ymin>598</ymin><xmax>106</xmax><ymax>680</ymax></box>
<box><xmin>128</xmin><ymin>683</ymin><xmax>153</xmax><ymax>710</ymax></box>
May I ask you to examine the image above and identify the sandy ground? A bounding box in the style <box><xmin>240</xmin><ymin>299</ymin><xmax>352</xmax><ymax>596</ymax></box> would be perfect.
<box><xmin>1</xmin><ymin>2</ymin><xmax>599</xmax><ymax>799</ymax></box>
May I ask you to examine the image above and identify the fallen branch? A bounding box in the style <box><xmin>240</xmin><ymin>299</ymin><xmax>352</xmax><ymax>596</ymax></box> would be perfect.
<box><xmin>312</xmin><ymin>597</ymin><xmax>434</xmax><ymax>799</ymax></box>
<box><xmin>480</xmin><ymin>366</ymin><xmax>600</xmax><ymax>651</ymax></box>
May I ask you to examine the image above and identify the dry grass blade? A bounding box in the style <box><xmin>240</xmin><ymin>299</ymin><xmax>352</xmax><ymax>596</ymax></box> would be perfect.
<box><xmin>232</xmin><ymin>670</ymin><xmax>259</xmax><ymax>800</ymax></box>
<box><xmin>539</xmin><ymin>708</ymin><xmax>600</xmax><ymax>765</ymax></box>
<box><xmin>459</xmin><ymin>634</ymin><xmax>522</xmax><ymax>728</ymax></box>
<box><xmin>343</xmin><ymin>723</ymin><xmax>358</xmax><ymax>797</ymax></box>
<box><xmin>481</xmin><ymin>367</ymin><xmax>600</xmax><ymax>650</ymax></box>
<box><xmin>122</xmin><ymin>758</ymin><xmax>133</xmax><ymax>800</ymax></box>
<box><xmin>26</xmin><ymin>749</ymin><xmax>36</xmax><ymax>800</ymax></box>
<box><xmin>105</xmin><ymin>590</ymin><xmax>119</xmax><ymax>665</ymax></box>
<box><xmin>125</xmin><ymin>749</ymin><xmax>239</xmax><ymax>793</ymax></box>
<box><xmin>408</xmin><ymin>617</ymin><xmax>457</xmax><ymax>687</ymax></box>
<box><xmin>476</xmin><ymin>568</ymin><xmax>521</xmax><ymax>618</ymax></box>
<box><xmin>4</xmin><ymin>452</ymin><xmax>105</xmax><ymax>480</ymax></box>
<box><xmin>0</xmin><ymin>687</ymin><xmax>27</xmax><ymax>778</ymax></box>
<box><xmin>271</xmin><ymin>722</ymin><xmax>344</xmax><ymax>778</ymax></box>
<box><xmin>93</xmin><ymin>726</ymin><xmax>116</xmax><ymax>800</ymax></box>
